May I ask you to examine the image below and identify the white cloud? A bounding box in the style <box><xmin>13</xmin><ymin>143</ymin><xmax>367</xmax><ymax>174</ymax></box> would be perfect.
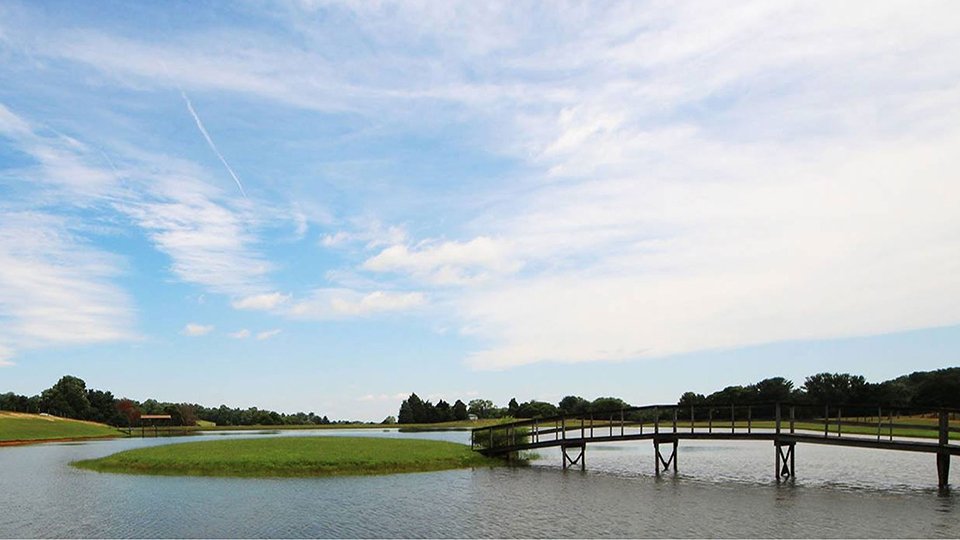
<box><xmin>229</xmin><ymin>329</ymin><xmax>250</xmax><ymax>339</ymax></box>
<box><xmin>321</xmin><ymin>220</ymin><xmax>407</xmax><ymax>249</ymax></box>
<box><xmin>121</xmin><ymin>192</ymin><xmax>273</xmax><ymax>298</ymax></box>
<box><xmin>358</xmin><ymin>392</ymin><xmax>409</xmax><ymax>402</ymax></box>
<box><xmin>256</xmin><ymin>329</ymin><xmax>282</xmax><ymax>340</ymax></box>
<box><xmin>0</xmin><ymin>101</ymin><xmax>277</xmax><ymax>303</ymax></box>
<box><xmin>183</xmin><ymin>323</ymin><xmax>214</xmax><ymax>336</ymax></box>
<box><xmin>0</xmin><ymin>344</ymin><xmax>16</xmax><ymax>367</ymax></box>
<box><xmin>289</xmin><ymin>289</ymin><xmax>426</xmax><ymax>319</ymax></box>
<box><xmin>5</xmin><ymin>2</ymin><xmax>960</xmax><ymax>373</ymax></box>
<box><xmin>0</xmin><ymin>212</ymin><xmax>136</xmax><ymax>361</ymax></box>
<box><xmin>363</xmin><ymin>237</ymin><xmax>520</xmax><ymax>285</ymax></box>
<box><xmin>231</xmin><ymin>292</ymin><xmax>290</xmax><ymax>311</ymax></box>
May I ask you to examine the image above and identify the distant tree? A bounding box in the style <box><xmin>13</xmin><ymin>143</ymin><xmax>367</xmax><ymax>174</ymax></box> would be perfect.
<box><xmin>515</xmin><ymin>400</ymin><xmax>559</xmax><ymax>418</ymax></box>
<box><xmin>753</xmin><ymin>377</ymin><xmax>794</xmax><ymax>403</ymax></box>
<box><xmin>435</xmin><ymin>400</ymin><xmax>453</xmax><ymax>422</ymax></box>
<box><xmin>507</xmin><ymin>398</ymin><xmax>520</xmax><ymax>416</ymax></box>
<box><xmin>912</xmin><ymin>370</ymin><xmax>960</xmax><ymax>408</ymax></box>
<box><xmin>39</xmin><ymin>375</ymin><xmax>92</xmax><ymax>419</ymax></box>
<box><xmin>0</xmin><ymin>392</ymin><xmax>38</xmax><ymax>413</ymax></box>
<box><xmin>398</xmin><ymin>400</ymin><xmax>414</xmax><ymax>424</ymax></box>
<box><xmin>452</xmin><ymin>399</ymin><xmax>469</xmax><ymax>421</ymax></box>
<box><xmin>468</xmin><ymin>399</ymin><xmax>495</xmax><ymax>419</ymax></box>
<box><xmin>382</xmin><ymin>416</ymin><xmax>397</xmax><ymax>424</ymax></box>
<box><xmin>558</xmin><ymin>396</ymin><xmax>590</xmax><ymax>415</ymax></box>
<box><xmin>706</xmin><ymin>385</ymin><xmax>756</xmax><ymax>404</ymax></box>
<box><xmin>86</xmin><ymin>389</ymin><xmax>118</xmax><ymax>424</ymax></box>
<box><xmin>178</xmin><ymin>404</ymin><xmax>198</xmax><ymax>426</ymax></box>
<box><xmin>115</xmin><ymin>399</ymin><xmax>141</xmax><ymax>427</ymax></box>
<box><xmin>163</xmin><ymin>404</ymin><xmax>185</xmax><ymax>426</ymax></box>
<box><xmin>590</xmin><ymin>397</ymin><xmax>630</xmax><ymax>413</ymax></box>
<box><xmin>802</xmin><ymin>373</ymin><xmax>867</xmax><ymax>404</ymax></box>
<box><xmin>678</xmin><ymin>392</ymin><xmax>707</xmax><ymax>408</ymax></box>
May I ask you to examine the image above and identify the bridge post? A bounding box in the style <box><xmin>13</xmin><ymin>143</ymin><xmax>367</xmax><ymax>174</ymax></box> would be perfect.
<box><xmin>775</xmin><ymin>403</ymin><xmax>781</xmax><ymax>435</ymax></box>
<box><xmin>562</xmin><ymin>443</ymin><xmax>585</xmax><ymax>471</ymax></box>
<box><xmin>730</xmin><ymin>404</ymin><xmax>735</xmax><ymax>434</ymax></box>
<box><xmin>654</xmin><ymin>436</ymin><xmax>678</xmax><ymax>475</ymax></box>
<box><xmin>775</xmin><ymin>441</ymin><xmax>795</xmax><ymax>480</ymax></box>
<box><xmin>790</xmin><ymin>406</ymin><xmax>795</xmax><ymax>434</ymax></box>
<box><xmin>938</xmin><ymin>410</ymin><xmax>950</xmax><ymax>490</ymax></box>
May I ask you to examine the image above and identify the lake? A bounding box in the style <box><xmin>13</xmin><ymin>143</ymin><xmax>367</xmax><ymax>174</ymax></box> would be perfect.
<box><xmin>1</xmin><ymin>428</ymin><xmax>957</xmax><ymax>538</ymax></box>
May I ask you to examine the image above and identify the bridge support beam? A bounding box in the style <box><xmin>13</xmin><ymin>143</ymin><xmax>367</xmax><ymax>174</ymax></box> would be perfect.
<box><xmin>937</xmin><ymin>452</ymin><xmax>950</xmax><ymax>490</ymax></box>
<box><xmin>562</xmin><ymin>443</ymin><xmax>585</xmax><ymax>471</ymax></box>
<box><xmin>654</xmin><ymin>437</ymin><xmax>678</xmax><ymax>475</ymax></box>
<box><xmin>775</xmin><ymin>441</ymin><xmax>795</xmax><ymax>479</ymax></box>
<box><xmin>938</xmin><ymin>410</ymin><xmax>950</xmax><ymax>490</ymax></box>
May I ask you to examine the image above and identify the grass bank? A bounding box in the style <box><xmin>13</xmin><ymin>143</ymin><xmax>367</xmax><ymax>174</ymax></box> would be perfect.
<box><xmin>73</xmin><ymin>436</ymin><xmax>502</xmax><ymax>477</ymax></box>
<box><xmin>0</xmin><ymin>412</ymin><xmax>121</xmax><ymax>444</ymax></box>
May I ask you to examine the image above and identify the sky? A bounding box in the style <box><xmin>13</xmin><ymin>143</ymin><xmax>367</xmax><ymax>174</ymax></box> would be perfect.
<box><xmin>1</xmin><ymin>1</ymin><xmax>959</xmax><ymax>421</ymax></box>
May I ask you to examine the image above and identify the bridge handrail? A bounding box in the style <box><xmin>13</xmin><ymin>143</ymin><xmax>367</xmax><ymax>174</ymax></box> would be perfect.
<box><xmin>470</xmin><ymin>402</ymin><xmax>960</xmax><ymax>433</ymax></box>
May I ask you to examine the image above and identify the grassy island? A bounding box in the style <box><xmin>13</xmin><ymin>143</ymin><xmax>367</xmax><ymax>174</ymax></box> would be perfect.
<box><xmin>72</xmin><ymin>436</ymin><xmax>500</xmax><ymax>477</ymax></box>
<box><xmin>0</xmin><ymin>412</ymin><xmax>121</xmax><ymax>444</ymax></box>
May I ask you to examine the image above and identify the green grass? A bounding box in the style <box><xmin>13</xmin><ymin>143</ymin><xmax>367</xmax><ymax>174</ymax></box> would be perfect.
<box><xmin>0</xmin><ymin>412</ymin><xmax>122</xmax><ymax>442</ymax></box>
<box><xmin>72</xmin><ymin>436</ymin><xmax>503</xmax><ymax>477</ymax></box>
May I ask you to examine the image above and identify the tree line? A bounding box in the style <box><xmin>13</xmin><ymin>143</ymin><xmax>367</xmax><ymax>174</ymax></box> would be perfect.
<box><xmin>0</xmin><ymin>375</ymin><xmax>334</xmax><ymax>427</ymax></box>
<box><xmin>398</xmin><ymin>367</ymin><xmax>960</xmax><ymax>423</ymax></box>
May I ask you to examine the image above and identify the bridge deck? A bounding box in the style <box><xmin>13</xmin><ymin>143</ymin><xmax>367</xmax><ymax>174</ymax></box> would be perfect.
<box><xmin>470</xmin><ymin>403</ymin><xmax>960</xmax><ymax>487</ymax></box>
<box><xmin>477</xmin><ymin>429</ymin><xmax>960</xmax><ymax>456</ymax></box>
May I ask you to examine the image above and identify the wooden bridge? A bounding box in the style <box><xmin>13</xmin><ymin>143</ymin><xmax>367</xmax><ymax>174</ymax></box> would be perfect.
<box><xmin>471</xmin><ymin>403</ymin><xmax>960</xmax><ymax>489</ymax></box>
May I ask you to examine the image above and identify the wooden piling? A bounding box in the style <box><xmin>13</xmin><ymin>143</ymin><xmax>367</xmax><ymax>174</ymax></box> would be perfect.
<box><xmin>939</xmin><ymin>410</ymin><xmax>950</xmax><ymax>489</ymax></box>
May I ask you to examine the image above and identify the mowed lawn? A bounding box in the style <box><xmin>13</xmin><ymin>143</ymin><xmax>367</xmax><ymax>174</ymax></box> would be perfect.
<box><xmin>0</xmin><ymin>412</ymin><xmax>121</xmax><ymax>442</ymax></box>
<box><xmin>73</xmin><ymin>436</ymin><xmax>500</xmax><ymax>477</ymax></box>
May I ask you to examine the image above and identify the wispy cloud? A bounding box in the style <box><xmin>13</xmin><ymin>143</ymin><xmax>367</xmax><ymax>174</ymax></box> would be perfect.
<box><xmin>180</xmin><ymin>91</ymin><xmax>247</xmax><ymax>198</ymax></box>
<box><xmin>0</xmin><ymin>212</ymin><xmax>137</xmax><ymax>358</ymax></box>
<box><xmin>231</xmin><ymin>292</ymin><xmax>290</xmax><ymax>311</ymax></box>
<box><xmin>256</xmin><ymin>329</ymin><xmax>282</xmax><ymax>340</ymax></box>
<box><xmin>183</xmin><ymin>323</ymin><xmax>214</xmax><ymax>336</ymax></box>
<box><xmin>363</xmin><ymin>237</ymin><xmax>520</xmax><ymax>286</ymax></box>
<box><xmin>289</xmin><ymin>289</ymin><xmax>426</xmax><ymax>319</ymax></box>
<box><xmin>4</xmin><ymin>2</ymin><xmax>960</xmax><ymax>374</ymax></box>
<box><xmin>358</xmin><ymin>392</ymin><xmax>409</xmax><ymax>402</ymax></box>
<box><xmin>229</xmin><ymin>329</ymin><xmax>251</xmax><ymax>339</ymax></box>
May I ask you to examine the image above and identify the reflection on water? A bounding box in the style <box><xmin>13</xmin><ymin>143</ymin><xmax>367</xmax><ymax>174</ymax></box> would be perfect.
<box><xmin>0</xmin><ymin>428</ymin><xmax>957</xmax><ymax>538</ymax></box>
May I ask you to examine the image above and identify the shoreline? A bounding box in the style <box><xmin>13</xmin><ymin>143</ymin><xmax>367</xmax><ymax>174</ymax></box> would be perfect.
<box><xmin>0</xmin><ymin>435</ymin><xmax>121</xmax><ymax>447</ymax></box>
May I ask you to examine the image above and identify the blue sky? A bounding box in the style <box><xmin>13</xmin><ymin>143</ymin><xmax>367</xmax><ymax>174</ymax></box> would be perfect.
<box><xmin>1</xmin><ymin>1</ymin><xmax>959</xmax><ymax>420</ymax></box>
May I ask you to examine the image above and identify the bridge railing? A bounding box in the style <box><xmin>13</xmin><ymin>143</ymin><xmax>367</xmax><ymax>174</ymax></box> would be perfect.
<box><xmin>470</xmin><ymin>402</ymin><xmax>960</xmax><ymax>453</ymax></box>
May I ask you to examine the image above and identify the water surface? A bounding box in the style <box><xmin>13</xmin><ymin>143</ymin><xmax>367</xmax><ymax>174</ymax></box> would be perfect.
<box><xmin>0</xmin><ymin>428</ymin><xmax>957</xmax><ymax>537</ymax></box>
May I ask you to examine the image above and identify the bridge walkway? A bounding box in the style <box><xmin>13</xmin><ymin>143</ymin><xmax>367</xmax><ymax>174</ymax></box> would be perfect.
<box><xmin>470</xmin><ymin>403</ymin><xmax>960</xmax><ymax>488</ymax></box>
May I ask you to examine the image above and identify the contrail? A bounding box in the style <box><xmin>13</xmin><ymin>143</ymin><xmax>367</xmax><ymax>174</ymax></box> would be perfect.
<box><xmin>180</xmin><ymin>91</ymin><xmax>247</xmax><ymax>198</ymax></box>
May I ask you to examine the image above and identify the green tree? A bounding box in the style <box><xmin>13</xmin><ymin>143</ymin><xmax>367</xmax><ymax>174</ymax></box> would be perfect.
<box><xmin>452</xmin><ymin>399</ymin><xmax>469</xmax><ymax>421</ymax></box>
<box><xmin>39</xmin><ymin>375</ymin><xmax>92</xmax><ymax>419</ymax></box>
<box><xmin>753</xmin><ymin>377</ymin><xmax>794</xmax><ymax>403</ymax></box>
<box><xmin>678</xmin><ymin>392</ymin><xmax>706</xmax><ymax>408</ymax></box>
<box><xmin>468</xmin><ymin>399</ymin><xmax>494</xmax><ymax>418</ymax></box>
<box><xmin>590</xmin><ymin>397</ymin><xmax>630</xmax><ymax>413</ymax></box>
<box><xmin>558</xmin><ymin>395</ymin><xmax>589</xmax><ymax>415</ymax></box>
<box><xmin>507</xmin><ymin>398</ymin><xmax>520</xmax><ymax>416</ymax></box>
<box><xmin>802</xmin><ymin>373</ymin><xmax>867</xmax><ymax>404</ymax></box>
<box><xmin>516</xmin><ymin>400</ymin><xmax>559</xmax><ymax>418</ymax></box>
<box><xmin>398</xmin><ymin>400</ymin><xmax>414</xmax><ymax>424</ymax></box>
<box><xmin>435</xmin><ymin>399</ymin><xmax>452</xmax><ymax>422</ymax></box>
